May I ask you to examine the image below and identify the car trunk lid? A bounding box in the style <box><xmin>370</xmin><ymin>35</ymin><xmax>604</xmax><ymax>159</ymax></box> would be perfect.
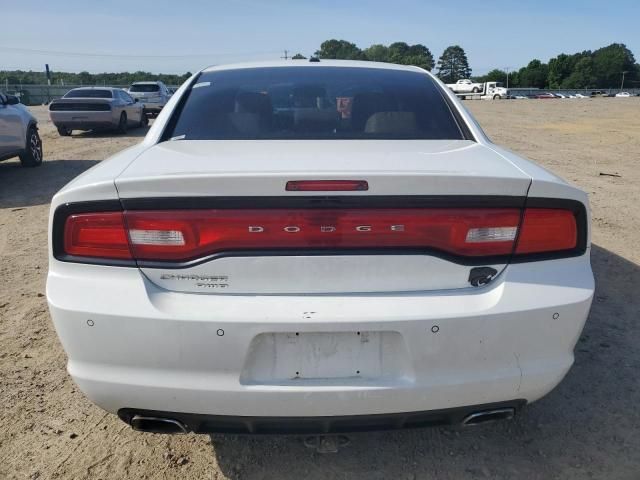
<box><xmin>115</xmin><ymin>140</ymin><xmax>531</xmax><ymax>294</ymax></box>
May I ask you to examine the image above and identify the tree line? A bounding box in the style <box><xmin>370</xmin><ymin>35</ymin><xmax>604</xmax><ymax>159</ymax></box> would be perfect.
<box><xmin>2</xmin><ymin>42</ymin><xmax>637</xmax><ymax>89</ymax></box>
<box><xmin>0</xmin><ymin>70</ymin><xmax>192</xmax><ymax>86</ymax></box>
<box><xmin>308</xmin><ymin>40</ymin><xmax>639</xmax><ymax>89</ymax></box>
<box><xmin>474</xmin><ymin>44</ymin><xmax>639</xmax><ymax>89</ymax></box>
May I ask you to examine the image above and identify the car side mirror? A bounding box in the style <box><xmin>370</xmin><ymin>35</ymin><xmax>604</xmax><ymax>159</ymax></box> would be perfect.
<box><xmin>7</xmin><ymin>95</ymin><xmax>20</xmax><ymax>105</ymax></box>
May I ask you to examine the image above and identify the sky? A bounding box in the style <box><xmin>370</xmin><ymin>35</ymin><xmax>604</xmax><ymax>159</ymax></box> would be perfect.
<box><xmin>1</xmin><ymin>0</ymin><xmax>639</xmax><ymax>76</ymax></box>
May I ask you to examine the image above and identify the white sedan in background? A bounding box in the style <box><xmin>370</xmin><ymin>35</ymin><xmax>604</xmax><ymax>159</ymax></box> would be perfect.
<box><xmin>615</xmin><ymin>92</ymin><xmax>631</xmax><ymax>98</ymax></box>
<box><xmin>47</xmin><ymin>60</ymin><xmax>594</xmax><ymax>436</ymax></box>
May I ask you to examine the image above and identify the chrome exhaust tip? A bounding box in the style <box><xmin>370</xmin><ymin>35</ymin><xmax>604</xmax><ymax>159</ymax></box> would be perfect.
<box><xmin>130</xmin><ymin>415</ymin><xmax>188</xmax><ymax>434</ymax></box>
<box><xmin>462</xmin><ymin>408</ymin><xmax>515</xmax><ymax>427</ymax></box>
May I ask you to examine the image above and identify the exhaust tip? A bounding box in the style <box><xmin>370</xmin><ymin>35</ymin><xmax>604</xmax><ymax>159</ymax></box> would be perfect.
<box><xmin>130</xmin><ymin>415</ymin><xmax>188</xmax><ymax>434</ymax></box>
<box><xmin>462</xmin><ymin>408</ymin><xmax>515</xmax><ymax>427</ymax></box>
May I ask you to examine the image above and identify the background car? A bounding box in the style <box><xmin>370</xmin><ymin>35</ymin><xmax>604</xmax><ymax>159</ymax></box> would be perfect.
<box><xmin>535</xmin><ymin>92</ymin><xmax>557</xmax><ymax>99</ymax></box>
<box><xmin>48</xmin><ymin>87</ymin><xmax>147</xmax><ymax>136</ymax></box>
<box><xmin>127</xmin><ymin>81</ymin><xmax>171</xmax><ymax>116</ymax></box>
<box><xmin>615</xmin><ymin>92</ymin><xmax>631</xmax><ymax>98</ymax></box>
<box><xmin>0</xmin><ymin>91</ymin><xmax>42</xmax><ymax>167</ymax></box>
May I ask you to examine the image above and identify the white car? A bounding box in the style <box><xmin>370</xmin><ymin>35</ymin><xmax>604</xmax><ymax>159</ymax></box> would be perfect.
<box><xmin>127</xmin><ymin>81</ymin><xmax>171</xmax><ymax>116</ymax></box>
<box><xmin>47</xmin><ymin>61</ymin><xmax>594</xmax><ymax>435</ymax></box>
<box><xmin>574</xmin><ymin>93</ymin><xmax>588</xmax><ymax>99</ymax></box>
<box><xmin>446</xmin><ymin>79</ymin><xmax>484</xmax><ymax>93</ymax></box>
<box><xmin>0</xmin><ymin>92</ymin><xmax>43</xmax><ymax>167</ymax></box>
<box><xmin>615</xmin><ymin>92</ymin><xmax>631</xmax><ymax>98</ymax></box>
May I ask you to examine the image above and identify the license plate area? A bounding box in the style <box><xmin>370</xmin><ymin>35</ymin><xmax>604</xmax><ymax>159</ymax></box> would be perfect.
<box><xmin>240</xmin><ymin>331</ymin><xmax>411</xmax><ymax>385</ymax></box>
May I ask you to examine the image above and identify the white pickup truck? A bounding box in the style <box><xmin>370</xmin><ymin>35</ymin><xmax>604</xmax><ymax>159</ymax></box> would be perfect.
<box><xmin>447</xmin><ymin>81</ymin><xmax>510</xmax><ymax>100</ymax></box>
<box><xmin>446</xmin><ymin>79</ymin><xmax>484</xmax><ymax>93</ymax></box>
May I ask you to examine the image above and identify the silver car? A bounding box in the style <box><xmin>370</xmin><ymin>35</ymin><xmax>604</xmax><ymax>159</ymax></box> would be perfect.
<box><xmin>49</xmin><ymin>87</ymin><xmax>147</xmax><ymax>136</ymax></box>
<box><xmin>0</xmin><ymin>92</ymin><xmax>43</xmax><ymax>167</ymax></box>
<box><xmin>127</xmin><ymin>81</ymin><xmax>171</xmax><ymax>116</ymax></box>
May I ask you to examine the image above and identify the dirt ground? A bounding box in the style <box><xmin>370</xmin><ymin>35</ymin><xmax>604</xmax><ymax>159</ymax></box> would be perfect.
<box><xmin>1</xmin><ymin>99</ymin><xmax>639</xmax><ymax>479</ymax></box>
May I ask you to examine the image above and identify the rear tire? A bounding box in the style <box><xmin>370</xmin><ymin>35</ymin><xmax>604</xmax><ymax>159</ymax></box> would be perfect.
<box><xmin>57</xmin><ymin>126</ymin><xmax>71</xmax><ymax>137</ymax></box>
<box><xmin>117</xmin><ymin>112</ymin><xmax>128</xmax><ymax>134</ymax></box>
<box><xmin>140</xmin><ymin>110</ymin><xmax>149</xmax><ymax>128</ymax></box>
<box><xmin>19</xmin><ymin>126</ymin><xmax>43</xmax><ymax>168</ymax></box>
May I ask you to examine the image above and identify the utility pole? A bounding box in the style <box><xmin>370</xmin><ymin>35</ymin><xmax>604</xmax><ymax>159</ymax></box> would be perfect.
<box><xmin>281</xmin><ymin>50</ymin><xmax>289</xmax><ymax>60</ymax></box>
<box><xmin>504</xmin><ymin>66</ymin><xmax>511</xmax><ymax>89</ymax></box>
<box><xmin>45</xmin><ymin>64</ymin><xmax>51</xmax><ymax>104</ymax></box>
<box><xmin>621</xmin><ymin>71</ymin><xmax>628</xmax><ymax>91</ymax></box>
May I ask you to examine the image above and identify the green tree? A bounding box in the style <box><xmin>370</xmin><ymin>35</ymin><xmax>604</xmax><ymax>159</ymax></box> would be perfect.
<box><xmin>517</xmin><ymin>60</ymin><xmax>549</xmax><ymax>88</ymax></box>
<box><xmin>436</xmin><ymin>46</ymin><xmax>472</xmax><ymax>83</ymax></box>
<box><xmin>315</xmin><ymin>39</ymin><xmax>364</xmax><ymax>60</ymax></box>
<box><xmin>77</xmin><ymin>71</ymin><xmax>94</xmax><ymax>85</ymax></box>
<box><xmin>363</xmin><ymin>44</ymin><xmax>390</xmax><ymax>62</ymax></box>
<box><xmin>474</xmin><ymin>69</ymin><xmax>507</xmax><ymax>84</ymax></box>
<box><xmin>291</xmin><ymin>53</ymin><xmax>307</xmax><ymax>60</ymax></box>
<box><xmin>591</xmin><ymin>43</ymin><xmax>637</xmax><ymax>88</ymax></box>
<box><xmin>402</xmin><ymin>44</ymin><xmax>435</xmax><ymax>71</ymax></box>
<box><xmin>561</xmin><ymin>57</ymin><xmax>596</xmax><ymax>88</ymax></box>
<box><xmin>363</xmin><ymin>42</ymin><xmax>434</xmax><ymax>70</ymax></box>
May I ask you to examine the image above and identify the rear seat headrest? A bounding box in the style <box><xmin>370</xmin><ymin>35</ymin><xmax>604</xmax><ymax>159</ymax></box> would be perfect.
<box><xmin>234</xmin><ymin>91</ymin><xmax>273</xmax><ymax>115</ymax></box>
<box><xmin>364</xmin><ymin>112</ymin><xmax>418</xmax><ymax>135</ymax></box>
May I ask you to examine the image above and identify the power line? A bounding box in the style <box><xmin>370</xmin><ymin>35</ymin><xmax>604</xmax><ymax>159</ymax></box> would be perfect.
<box><xmin>0</xmin><ymin>46</ymin><xmax>281</xmax><ymax>59</ymax></box>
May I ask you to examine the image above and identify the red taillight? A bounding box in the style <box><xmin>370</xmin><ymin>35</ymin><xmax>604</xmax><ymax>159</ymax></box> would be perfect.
<box><xmin>59</xmin><ymin>207</ymin><xmax>580</xmax><ymax>263</ymax></box>
<box><xmin>63</xmin><ymin>212</ymin><xmax>132</xmax><ymax>259</ymax></box>
<box><xmin>123</xmin><ymin>208</ymin><xmax>521</xmax><ymax>261</ymax></box>
<box><xmin>286</xmin><ymin>180</ymin><xmax>368</xmax><ymax>191</ymax></box>
<box><xmin>515</xmin><ymin>208</ymin><xmax>577</xmax><ymax>254</ymax></box>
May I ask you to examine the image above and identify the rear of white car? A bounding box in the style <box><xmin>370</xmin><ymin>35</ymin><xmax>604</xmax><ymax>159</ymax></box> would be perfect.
<box><xmin>127</xmin><ymin>81</ymin><xmax>170</xmax><ymax>115</ymax></box>
<box><xmin>47</xmin><ymin>61</ymin><xmax>593</xmax><ymax>434</ymax></box>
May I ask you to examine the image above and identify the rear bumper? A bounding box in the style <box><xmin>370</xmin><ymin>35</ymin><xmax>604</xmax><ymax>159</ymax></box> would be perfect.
<box><xmin>47</xmin><ymin>253</ymin><xmax>593</xmax><ymax>419</ymax></box>
<box><xmin>118</xmin><ymin>400</ymin><xmax>526</xmax><ymax>434</ymax></box>
<box><xmin>50</xmin><ymin>111</ymin><xmax>116</xmax><ymax>129</ymax></box>
<box><xmin>139</xmin><ymin>101</ymin><xmax>164</xmax><ymax>113</ymax></box>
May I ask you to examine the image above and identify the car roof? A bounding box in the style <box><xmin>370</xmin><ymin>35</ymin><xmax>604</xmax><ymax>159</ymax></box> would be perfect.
<box><xmin>131</xmin><ymin>81</ymin><xmax>162</xmax><ymax>85</ymax></box>
<box><xmin>68</xmin><ymin>86</ymin><xmax>119</xmax><ymax>91</ymax></box>
<box><xmin>201</xmin><ymin>60</ymin><xmax>427</xmax><ymax>75</ymax></box>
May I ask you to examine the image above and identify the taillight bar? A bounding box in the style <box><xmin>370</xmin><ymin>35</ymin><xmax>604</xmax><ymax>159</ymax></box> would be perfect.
<box><xmin>57</xmin><ymin>204</ymin><xmax>583</xmax><ymax>265</ymax></box>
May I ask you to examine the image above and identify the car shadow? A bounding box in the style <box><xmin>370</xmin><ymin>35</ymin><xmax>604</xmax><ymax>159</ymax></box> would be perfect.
<box><xmin>0</xmin><ymin>159</ymin><xmax>100</xmax><ymax>209</ymax></box>
<box><xmin>209</xmin><ymin>244</ymin><xmax>640</xmax><ymax>479</ymax></box>
<box><xmin>71</xmin><ymin>125</ymin><xmax>150</xmax><ymax>139</ymax></box>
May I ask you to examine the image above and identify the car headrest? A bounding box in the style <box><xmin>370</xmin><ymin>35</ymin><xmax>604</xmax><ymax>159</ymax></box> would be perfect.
<box><xmin>364</xmin><ymin>112</ymin><xmax>418</xmax><ymax>135</ymax></box>
<box><xmin>351</xmin><ymin>93</ymin><xmax>397</xmax><ymax>131</ymax></box>
<box><xmin>292</xmin><ymin>86</ymin><xmax>328</xmax><ymax>108</ymax></box>
<box><xmin>293</xmin><ymin>109</ymin><xmax>339</xmax><ymax>133</ymax></box>
<box><xmin>234</xmin><ymin>92</ymin><xmax>273</xmax><ymax>116</ymax></box>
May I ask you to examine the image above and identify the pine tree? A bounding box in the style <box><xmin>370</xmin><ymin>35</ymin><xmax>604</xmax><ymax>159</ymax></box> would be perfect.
<box><xmin>436</xmin><ymin>46</ymin><xmax>472</xmax><ymax>83</ymax></box>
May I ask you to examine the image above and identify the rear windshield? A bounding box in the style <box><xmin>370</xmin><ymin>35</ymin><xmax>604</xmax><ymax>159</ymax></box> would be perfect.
<box><xmin>164</xmin><ymin>67</ymin><xmax>465</xmax><ymax>140</ymax></box>
<box><xmin>130</xmin><ymin>84</ymin><xmax>160</xmax><ymax>92</ymax></box>
<box><xmin>64</xmin><ymin>89</ymin><xmax>112</xmax><ymax>99</ymax></box>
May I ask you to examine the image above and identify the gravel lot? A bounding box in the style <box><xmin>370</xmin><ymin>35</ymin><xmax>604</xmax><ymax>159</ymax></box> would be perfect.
<box><xmin>1</xmin><ymin>99</ymin><xmax>639</xmax><ymax>479</ymax></box>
